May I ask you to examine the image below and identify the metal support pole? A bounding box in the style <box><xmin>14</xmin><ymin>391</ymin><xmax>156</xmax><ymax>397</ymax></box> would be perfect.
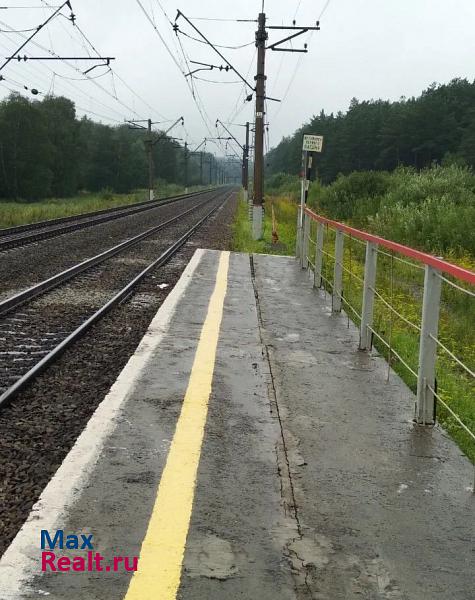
<box><xmin>314</xmin><ymin>221</ymin><xmax>324</xmax><ymax>288</ymax></box>
<box><xmin>415</xmin><ymin>266</ymin><xmax>442</xmax><ymax>425</ymax></box>
<box><xmin>301</xmin><ymin>212</ymin><xmax>310</xmax><ymax>269</ymax></box>
<box><xmin>299</xmin><ymin>151</ymin><xmax>307</xmax><ymax>229</ymax></box>
<box><xmin>359</xmin><ymin>242</ymin><xmax>378</xmax><ymax>350</ymax></box>
<box><xmin>333</xmin><ymin>230</ymin><xmax>344</xmax><ymax>312</ymax></box>
<box><xmin>295</xmin><ymin>206</ymin><xmax>302</xmax><ymax>258</ymax></box>
<box><xmin>200</xmin><ymin>152</ymin><xmax>203</xmax><ymax>186</ymax></box>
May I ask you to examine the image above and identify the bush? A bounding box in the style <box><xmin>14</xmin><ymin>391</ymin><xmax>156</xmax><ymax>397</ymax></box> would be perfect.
<box><xmin>370</xmin><ymin>196</ymin><xmax>475</xmax><ymax>255</ymax></box>
<box><xmin>317</xmin><ymin>170</ymin><xmax>391</xmax><ymax>222</ymax></box>
<box><xmin>265</xmin><ymin>164</ymin><xmax>475</xmax><ymax>256</ymax></box>
<box><xmin>100</xmin><ymin>188</ymin><xmax>114</xmax><ymax>201</ymax></box>
<box><xmin>265</xmin><ymin>172</ymin><xmax>300</xmax><ymax>199</ymax></box>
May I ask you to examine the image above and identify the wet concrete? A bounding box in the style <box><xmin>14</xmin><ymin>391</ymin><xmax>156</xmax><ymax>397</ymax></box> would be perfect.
<box><xmin>253</xmin><ymin>254</ymin><xmax>474</xmax><ymax>600</ymax></box>
<box><xmin>178</xmin><ymin>253</ymin><xmax>296</xmax><ymax>599</ymax></box>
<box><xmin>1</xmin><ymin>250</ymin><xmax>473</xmax><ymax>599</ymax></box>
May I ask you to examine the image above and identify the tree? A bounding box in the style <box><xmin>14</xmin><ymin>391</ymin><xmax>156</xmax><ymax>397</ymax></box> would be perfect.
<box><xmin>0</xmin><ymin>94</ymin><xmax>54</xmax><ymax>199</ymax></box>
<box><xmin>38</xmin><ymin>96</ymin><xmax>78</xmax><ymax>196</ymax></box>
<box><xmin>266</xmin><ymin>78</ymin><xmax>475</xmax><ymax>184</ymax></box>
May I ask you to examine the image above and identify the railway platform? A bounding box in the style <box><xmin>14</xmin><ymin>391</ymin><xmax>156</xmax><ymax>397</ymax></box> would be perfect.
<box><xmin>0</xmin><ymin>249</ymin><xmax>473</xmax><ymax>599</ymax></box>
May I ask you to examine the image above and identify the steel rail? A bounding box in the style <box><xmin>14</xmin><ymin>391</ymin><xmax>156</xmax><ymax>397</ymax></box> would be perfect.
<box><xmin>0</xmin><ymin>188</ymin><xmax>212</xmax><ymax>236</ymax></box>
<box><xmin>0</xmin><ymin>191</ymin><xmax>222</xmax><ymax>317</ymax></box>
<box><xmin>0</xmin><ymin>188</ymin><xmax>214</xmax><ymax>251</ymax></box>
<box><xmin>0</xmin><ymin>190</ymin><xmax>232</xmax><ymax>410</ymax></box>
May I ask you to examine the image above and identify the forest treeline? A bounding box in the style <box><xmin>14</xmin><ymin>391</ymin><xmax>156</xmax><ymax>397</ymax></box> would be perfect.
<box><xmin>0</xmin><ymin>94</ymin><xmax>212</xmax><ymax>201</ymax></box>
<box><xmin>266</xmin><ymin>79</ymin><xmax>475</xmax><ymax>182</ymax></box>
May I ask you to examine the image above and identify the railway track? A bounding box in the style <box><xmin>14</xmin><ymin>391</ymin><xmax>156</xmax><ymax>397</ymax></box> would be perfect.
<box><xmin>0</xmin><ymin>187</ymin><xmax>232</xmax><ymax>408</ymax></box>
<box><xmin>0</xmin><ymin>188</ymin><xmax>212</xmax><ymax>252</ymax></box>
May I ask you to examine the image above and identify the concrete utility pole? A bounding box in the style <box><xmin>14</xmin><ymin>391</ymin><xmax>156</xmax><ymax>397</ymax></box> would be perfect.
<box><xmin>251</xmin><ymin>16</ymin><xmax>320</xmax><ymax>238</ymax></box>
<box><xmin>128</xmin><ymin>115</ymin><xmax>184</xmax><ymax>200</ymax></box>
<box><xmin>215</xmin><ymin>119</ymin><xmax>249</xmax><ymax>196</ymax></box>
<box><xmin>172</xmin><ymin>9</ymin><xmax>319</xmax><ymax>236</ymax></box>
<box><xmin>252</xmin><ymin>12</ymin><xmax>267</xmax><ymax>240</ymax></box>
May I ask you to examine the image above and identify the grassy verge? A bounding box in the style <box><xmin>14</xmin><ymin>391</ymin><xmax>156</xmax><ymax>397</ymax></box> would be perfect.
<box><xmin>232</xmin><ymin>193</ymin><xmax>298</xmax><ymax>255</ymax></box>
<box><xmin>233</xmin><ymin>193</ymin><xmax>475</xmax><ymax>463</ymax></box>
<box><xmin>0</xmin><ymin>183</ymin><xmax>207</xmax><ymax>229</ymax></box>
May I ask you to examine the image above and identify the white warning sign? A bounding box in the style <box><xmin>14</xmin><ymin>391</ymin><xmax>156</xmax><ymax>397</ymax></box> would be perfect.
<box><xmin>302</xmin><ymin>135</ymin><xmax>324</xmax><ymax>153</ymax></box>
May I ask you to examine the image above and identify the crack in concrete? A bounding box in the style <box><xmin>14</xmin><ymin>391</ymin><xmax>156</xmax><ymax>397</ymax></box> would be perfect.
<box><xmin>249</xmin><ymin>255</ymin><xmax>313</xmax><ymax>599</ymax></box>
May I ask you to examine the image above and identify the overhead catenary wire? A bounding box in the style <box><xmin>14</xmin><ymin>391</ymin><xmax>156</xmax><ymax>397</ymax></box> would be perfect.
<box><xmin>136</xmin><ymin>0</ymin><xmax>222</xmax><ymax>146</ymax></box>
<box><xmin>193</xmin><ymin>75</ymin><xmax>242</xmax><ymax>84</ymax></box>
<box><xmin>270</xmin><ymin>0</ymin><xmax>332</xmax><ymax>122</ymax></box>
<box><xmin>185</xmin><ymin>17</ymin><xmax>254</xmax><ymax>23</ymax></box>
<box><xmin>0</xmin><ymin>40</ymin><xmax>126</xmax><ymax>121</ymax></box>
<box><xmin>136</xmin><ymin>0</ymin><xmax>228</xmax><ymax>156</ymax></box>
<box><xmin>0</xmin><ymin>4</ymin><xmax>60</xmax><ymax>8</ymax></box>
<box><xmin>0</xmin><ymin>0</ymin><xmax>71</xmax><ymax>73</ymax></box>
<box><xmin>0</xmin><ymin>20</ymin><xmax>143</xmax><ymax>119</ymax></box>
<box><xmin>176</xmin><ymin>28</ymin><xmax>254</xmax><ymax>50</ymax></box>
<box><xmin>0</xmin><ymin>34</ymin><xmax>132</xmax><ymax>123</ymax></box>
<box><xmin>135</xmin><ymin>0</ymin><xmax>187</xmax><ymax>77</ymax></box>
<box><xmin>0</xmin><ymin>25</ymin><xmax>39</xmax><ymax>32</ymax></box>
<box><xmin>151</xmin><ymin>0</ymin><xmax>254</xmax><ymax>156</ymax></box>
<box><xmin>268</xmin><ymin>0</ymin><xmax>306</xmax><ymax>101</ymax></box>
<box><xmin>226</xmin><ymin>47</ymin><xmax>256</xmax><ymax>124</ymax></box>
<box><xmin>38</xmin><ymin>0</ymin><xmax>169</xmax><ymax>121</ymax></box>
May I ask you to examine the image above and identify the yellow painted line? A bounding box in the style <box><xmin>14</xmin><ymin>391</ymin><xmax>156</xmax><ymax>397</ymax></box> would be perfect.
<box><xmin>124</xmin><ymin>251</ymin><xmax>230</xmax><ymax>600</ymax></box>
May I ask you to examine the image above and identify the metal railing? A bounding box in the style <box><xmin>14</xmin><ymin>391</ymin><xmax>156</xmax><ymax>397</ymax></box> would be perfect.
<box><xmin>296</xmin><ymin>206</ymin><xmax>475</xmax><ymax>459</ymax></box>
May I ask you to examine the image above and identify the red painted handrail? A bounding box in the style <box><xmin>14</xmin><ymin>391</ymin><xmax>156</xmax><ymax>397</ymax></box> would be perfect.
<box><xmin>304</xmin><ymin>207</ymin><xmax>475</xmax><ymax>286</ymax></box>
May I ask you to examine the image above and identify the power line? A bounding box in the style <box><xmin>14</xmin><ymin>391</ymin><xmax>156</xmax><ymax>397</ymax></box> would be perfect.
<box><xmin>38</xmin><ymin>0</ymin><xmax>168</xmax><ymax>121</ymax></box>
<box><xmin>175</xmin><ymin>11</ymin><xmax>255</xmax><ymax>92</ymax></box>
<box><xmin>135</xmin><ymin>0</ymin><xmax>186</xmax><ymax>75</ymax></box>
<box><xmin>319</xmin><ymin>0</ymin><xmax>333</xmax><ymax>19</ymax></box>
<box><xmin>0</xmin><ymin>26</ymin><xmax>39</xmax><ymax>32</ymax></box>
<box><xmin>0</xmin><ymin>5</ymin><xmax>61</xmax><ymax>9</ymax></box>
<box><xmin>269</xmin><ymin>0</ymin><xmax>332</xmax><ymax>122</ymax></box>
<box><xmin>177</xmin><ymin>28</ymin><xmax>254</xmax><ymax>50</ymax></box>
<box><xmin>0</xmin><ymin>0</ymin><xmax>72</xmax><ymax>73</ymax></box>
<box><xmin>294</xmin><ymin>0</ymin><xmax>303</xmax><ymax>20</ymax></box>
<box><xmin>194</xmin><ymin>75</ymin><xmax>242</xmax><ymax>84</ymax></box>
<box><xmin>0</xmin><ymin>34</ymin><xmax>132</xmax><ymax>122</ymax></box>
<box><xmin>72</xmin><ymin>23</ymin><xmax>168</xmax><ymax>120</ymax></box>
<box><xmin>226</xmin><ymin>48</ymin><xmax>256</xmax><ymax>124</ymax></box>
<box><xmin>186</xmin><ymin>17</ymin><xmax>254</xmax><ymax>23</ymax></box>
<box><xmin>0</xmin><ymin>20</ymin><xmax>142</xmax><ymax>118</ymax></box>
<box><xmin>135</xmin><ymin>0</ymin><xmax>227</xmax><ymax>156</ymax></box>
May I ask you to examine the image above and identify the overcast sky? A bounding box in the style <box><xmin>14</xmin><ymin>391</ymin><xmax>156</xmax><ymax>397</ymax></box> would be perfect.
<box><xmin>1</xmin><ymin>0</ymin><xmax>475</xmax><ymax>156</ymax></box>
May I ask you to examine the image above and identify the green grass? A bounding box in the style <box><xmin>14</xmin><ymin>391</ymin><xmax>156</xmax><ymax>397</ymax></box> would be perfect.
<box><xmin>0</xmin><ymin>183</ymin><xmax>206</xmax><ymax>229</ymax></box>
<box><xmin>232</xmin><ymin>193</ymin><xmax>298</xmax><ymax>255</ymax></box>
<box><xmin>234</xmin><ymin>193</ymin><xmax>475</xmax><ymax>463</ymax></box>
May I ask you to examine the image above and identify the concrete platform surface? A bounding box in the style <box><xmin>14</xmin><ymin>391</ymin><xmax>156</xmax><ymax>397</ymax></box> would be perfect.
<box><xmin>0</xmin><ymin>250</ymin><xmax>473</xmax><ymax>600</ymax></box>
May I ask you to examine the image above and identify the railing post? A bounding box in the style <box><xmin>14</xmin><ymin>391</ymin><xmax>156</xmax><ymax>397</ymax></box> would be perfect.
<box><xmin>296</xmin><ymin>206</ymin><xmax>302</xmax><ymax>258</ymax></box>
<box><xmin>301</xmin><ymin>212</ymin><xmax>310</xmax><ymax>269</ymax></box>
<box><xmin>359</xmin><ymin>242</ymin><xmax>378</xmax><ymax>350</ymax></box>
<box><xmin>332</xmin><ymin>229</ymin><xmax>344</xmax><ymax>312</ymax></box>
<box><xmin>416</xmin><ymin>266</ymin><xmax>442</xmax><ymax>425</ymax></box>
<box><xmin>313</xmin><ymin>221</ymin><xmax>324</xmax><ymax>288</ymax></box>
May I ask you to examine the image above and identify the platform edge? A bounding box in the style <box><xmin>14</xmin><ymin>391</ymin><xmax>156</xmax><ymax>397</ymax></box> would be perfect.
<box><xmin>0</xmin><ymin>248</ymin><xmax>205</xmax><ymax>598</ymax></box>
